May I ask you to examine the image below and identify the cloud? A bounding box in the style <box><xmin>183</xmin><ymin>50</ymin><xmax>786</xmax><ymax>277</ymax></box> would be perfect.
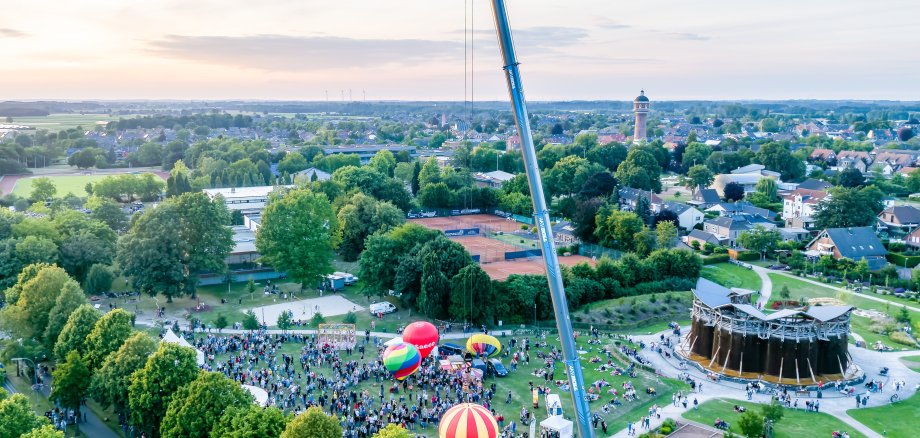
<box><xmin>147</xmin><ymin>34</ymin><xmax>463</xmax><ymax>71</ymax></box>
<box><xmin>598</xmin><ymin>22</ymin><xmax>632</xmax><ymax>30</ymax></box>
<box><xmin>667</xmin><ymin>32</ymin><xmax>710</xmax><ymax>41</ymax></box>
<box><xmin>0</xmin><ymin>28</ymin><xmax>27</xmax><ymax>38</ymax></box>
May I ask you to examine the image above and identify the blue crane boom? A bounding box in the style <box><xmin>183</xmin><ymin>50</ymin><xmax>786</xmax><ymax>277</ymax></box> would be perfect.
<box><xmin>488</xmin><ymin>1</ymin><xmax>594</xmax><ymax>436</ymax></box>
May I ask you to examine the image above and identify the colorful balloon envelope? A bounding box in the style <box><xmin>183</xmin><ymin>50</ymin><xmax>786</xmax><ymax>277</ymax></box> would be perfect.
<box><xmin>402</xmin><ymin>321</ymin><xmax>439</xmax><ymax>359</ymax></box>
<box><xmin>383</xmin><ymin>343</ymin><xmax>421</xmax><ymax>381</ymax></box>
<box><xmin>466</xmin><ymin>334</ymin><xmax>501</xmax><ymax>358</ymax></box>
<box><xmin>439</xmin><ymin>403</ymin><xmax>499</xmax><ymax>438</ymax></box>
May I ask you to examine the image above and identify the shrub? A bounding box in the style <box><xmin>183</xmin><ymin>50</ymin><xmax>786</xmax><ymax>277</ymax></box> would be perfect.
<box><xmin>343</xmin><ymin>311</ymin><xmax>358</xmax><ymax>324</ymax></box>
<box><xmin>660</xmin><ymin>418</ymin><xmax>678</xmax><ymax>435</ymax></box>
<box><xmin>703</xmin><ymin>254</ymin><xmax>730</xmax><ymax>265</ymax></box>
<box><xmin>890</xmin><ymin>331</ymin><xmax>916</xmax><ymax>346</ymax></box>
<box><xmin>735</xmin><ymin>251</ymin><xmax>760</xmax><ymax>261</ymax></box>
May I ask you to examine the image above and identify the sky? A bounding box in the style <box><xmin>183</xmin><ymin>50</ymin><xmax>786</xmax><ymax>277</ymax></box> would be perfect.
<box><xmin>1</xmin><ymin>0</ymin><xmax>919</xmax><ymax>101</ymax></box>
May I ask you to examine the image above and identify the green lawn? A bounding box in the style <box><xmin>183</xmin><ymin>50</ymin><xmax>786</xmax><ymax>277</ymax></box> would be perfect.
<box><xmin>190</xmin><ymin>331</ymin><xmax>687</xmax><ymax>437</ymax></box>
<box><xmin>13</xmin><ymin>174</ymin><xmax>116</xmax><ymax>197</ymax></box>
<box><xmin>848</xmin><ymin>392</ymin><xmax>920</xmax><ymax>437</ymax></box>
<box><xmin>682</xmin><ymin>398</ymin><xmax>867</xmax><ymax>438</ymax></box>
<box><xmin>849</xmin><ymin>316</ymin><xmax>905</xmax><ymax>351</ymax></box>
<box><xmin>900</xmin><ymin>355</ymin><xmax>920</xmax><ymax>372</ymax></box>
<box><xmin>702</xmin><ymin>263</ymin><xmax>763</xmax><ymax>291</ymax></box>
<box><xmin>489</xmin><ymin>231</ymin><xmax>537</xmax><ymax>249</ymax></box>
<box><xmin>6</xmin><ymin>114</ymin><xmax>120</xmax><ymax>131</ymax></box>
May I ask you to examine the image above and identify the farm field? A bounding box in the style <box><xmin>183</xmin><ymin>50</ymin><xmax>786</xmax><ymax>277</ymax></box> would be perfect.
<box><xmin>682</xmin><ymin>398</ymin><xmax>868</xmax><ymax>438</ymax></box>
<box><xmin>5</xmin><ymin>113</ymin><xmax>121</xmax><ymax>131</ymax></box>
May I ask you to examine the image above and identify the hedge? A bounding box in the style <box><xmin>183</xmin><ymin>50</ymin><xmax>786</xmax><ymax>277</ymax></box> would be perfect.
<box><xmin>735</xmin><ymin>251</ymin><xmax>760</xmax><ymax>261</ymax></box>
<box><xmin>702</xmin><ymin>254</ymin><xmax>730</xmax><ymax>265</ymax></box>
<box><xmin>887</xmin><ymin>252</ymin><xmax>920</xmax><ymax>268</ymax></box>
<box><xmin>620</xmin><ymin>277</ymin><xmax>696</xmax><ymax>297</ymax></box>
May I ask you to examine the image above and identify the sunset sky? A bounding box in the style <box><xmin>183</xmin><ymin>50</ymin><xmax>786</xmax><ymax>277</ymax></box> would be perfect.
<box><xmin>2</xmin><ymin>0</ymin><xmax>918</xmax><ymax>101</ymax></box>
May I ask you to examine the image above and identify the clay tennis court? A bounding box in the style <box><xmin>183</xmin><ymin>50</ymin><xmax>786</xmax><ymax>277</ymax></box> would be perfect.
<box><xmin>481</xmin><ymin>255</ymin><xmax>596</xmax><ymax>281</ymax></box>
<box><xmin>409</xmin><ymin>214</ymin><xmax>523</xmax><ymax>233</ymax></box>
<box><xmin>451</xmin><ymin>235</ymin><xmax>523</xmax><ymax>263</ymax></box>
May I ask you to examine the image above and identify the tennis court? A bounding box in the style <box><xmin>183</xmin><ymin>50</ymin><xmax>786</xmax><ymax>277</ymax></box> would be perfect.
<box><xmin>480</xmin><ymin>255</ymin><xmax>597</xmax><ymax>281</ymax></box>
<box><xmin>410</xmin><ymin>214</ymin><xmax>523</xmax><ymax>233</ymax></box>
<box><xmin>452</xmin><ymin>235</ymin><xmax>522</xmax><ymax>263</ymax></box>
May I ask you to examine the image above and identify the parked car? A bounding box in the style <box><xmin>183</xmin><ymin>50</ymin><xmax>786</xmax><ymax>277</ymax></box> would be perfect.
<box><xmin>369</xmin><ymin>302</ymin><xmax>397</xmax><ymax>315</ymax></box>
<box><xmin>439</xmin><ymin>342</ymin><xmax>465</xmax><ymax>357</ymax></box>
<box><xmin>488</xmin><ymin>359</ymin><xmax>509</xmax><ymax>377</ymax></box>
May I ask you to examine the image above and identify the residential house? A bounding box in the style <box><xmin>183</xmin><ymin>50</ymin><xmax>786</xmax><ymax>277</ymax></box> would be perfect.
<box><xmin>618</xmin><ymin>187</ymin><xmax>662</xmax><ymax>211</ymax></box>
<box><xmin>684</xmin><ymin>229</ymin><xmax>725</xmax><ymax>248</ymax></box>
<box><xmin>689</xmin><ymin>188</ymin><xmax>722</xmax><ymax>209</ymax></box>
<box><xmin>796</xmin><ymin>178</ymin><xmax>833</xmax><ymax>191</ymax></box>
<box><xmin>661</xmin><ymin>201</ymin><xmax>705</xmax><ymax>230</ymax></box>
<box><xmin>551</xmin><ymin>221</ymin><xmax>579</xmax><ymax>246</ymax></box>
<box><xmin>877</xmin><ymin>205</ymin><xmax>920</xmax><ymax>232</ymax></box>
<box><xmin>903</xmin><ymin>226</ymin><xmax>920</xmax><ymax>248</ymax></box>
<box><xmin>809</xmin><ymin>148</ymin><xmax>837</xmax><ymax>164</ymax></box>
<box><xmin>707</xmin><ymin>201</ymin><xmax>777</xmax><ymax>221</ymax></box>
<box><xmin>782</xmin><ymin>189</ymin><xmax>829</xmax><ymax>229</ymax></box>
<box><xmin>805</xmin><ymin>227</ymin><xmax>888</xmax><ymax>270</ymax></box>
<box><xmin>703</xmin><ymin>216</ymin><xmax>754</xmax><ymax>247</ymax></box>
<box><xmin>472</xmin><ymin>170</ymin><xmax>516</xmax><ymax>188</ymax></box>
<box><xmin>835</xmin><ymin>151</ymin><xmax>872</xmax><ymax>173</ymax></box>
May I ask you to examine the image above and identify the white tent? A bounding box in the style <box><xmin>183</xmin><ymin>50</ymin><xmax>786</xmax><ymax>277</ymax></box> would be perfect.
<box><xmin>540</xmin><ymin>415</ymin><xmax>574</xmax><ymax>438</ymax></box>
<box><xmin>241</xmin><ymin>384</ymin><xmax>269</xmax><ymax>407</ymax></box>
<box><xmin>161</xmin><ymin>328</ymin><xmax>205</xmax><ymax>366</ymax></box>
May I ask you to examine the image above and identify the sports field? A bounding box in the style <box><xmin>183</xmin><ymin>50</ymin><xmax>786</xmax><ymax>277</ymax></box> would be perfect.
<box><xmin>409</xmin><ymin>214</ymin><xmax>596</xmax><ymax>280</ymax></box>
<box><xmin>12</xmin><ymin>174</ymin><xmax>113</xmax><ymax>197</ymax></box>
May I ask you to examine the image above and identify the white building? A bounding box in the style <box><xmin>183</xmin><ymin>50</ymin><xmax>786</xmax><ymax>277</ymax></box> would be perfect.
<box><xmin>203</xmin><ymin>185</ymin><xmax>293</xmax><ymax>215</ymax></box>
<box><xmin>782</xmin><ymin>189</ymin><xmax>829</xmax><ymax>228</ymax></box>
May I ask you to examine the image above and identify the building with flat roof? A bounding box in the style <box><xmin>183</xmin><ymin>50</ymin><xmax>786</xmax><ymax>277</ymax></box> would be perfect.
<box><xmin>322</xmin><ymin>144</ymin><xmax>417</xmax><ymax>163</ymax></box>
<box><xmin>203</xmin><ymin>185</ymin><xmax>293</xmax><ymax>214</ymax></box>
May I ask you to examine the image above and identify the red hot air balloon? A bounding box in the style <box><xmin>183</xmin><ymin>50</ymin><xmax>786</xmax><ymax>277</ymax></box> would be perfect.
<box><xmin>439</xmin><ymin>403</ymin><xmax>499</xmax><ymax>438</ymax></box>
<box><xmin>402</xmin><ymin>321</ymin><xmax>439</xmax><ymax>359</ymax></box>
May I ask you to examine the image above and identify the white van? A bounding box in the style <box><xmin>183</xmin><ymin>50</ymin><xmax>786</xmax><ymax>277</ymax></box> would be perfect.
<box><xmin>369</xmin><ymin>302</ymin><xmax>397</xmax><ymax>315</ymax></box>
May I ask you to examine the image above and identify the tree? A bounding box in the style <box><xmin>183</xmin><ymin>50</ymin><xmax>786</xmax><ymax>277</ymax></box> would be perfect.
<box><xmin>779</xmin><ymin>285</ymin><xmax>791</xmax><ymax>300</ymax></box>
<box><xmin>30</xmin><ymin>177</ymin><xmax>57</xmax><ymax>202</ymax></box>
<box><xmin>417</xmin><ymin>182</ymin><xmax>455</xmax><ymax>209</ymax></box>
<box><xmin>418</xmin><ymin>157</ymin><xmax>441</xmax><ymax>189</ymax></box>
<box><xmin>410</xmin><ymin>161</ymin><xmax>421</xmax><ymax>195</ymax></box>
<box><xmin>723</xmin><ymin>182</ymin><xmax>745</xmax><ymax>202</ymax></box>
<box><xmin>160</xmin><ymin>372</ymin><xmax>253</xmax><ymax>438</ymax></box>
<box><xmin>84</xmin><ymin>264</ymin><xmax>114</xmax><ymax>295</ymax></box>
<box><xmin>838</xmin><ymin>167</ymin><xmax>865</xmax><ymax>188</ymax></box>
<box><xmin>0</xmin><ymin>264</ymin><xmax>74</xmax><ymax>345</ymax></box>
<box><xmin>87</xmin><ymin>197</ymin><xmax>128</xmax><ymax>231</ymax></box>
<box><xmin>118</xmin><ymin>193</ymin><xmax>233</xmax><ymax>302</ymax></box>
<box><xmin>128</xmin><ymin>343</ymin><xmax>200</xmax><ymax>437</ymax></box>
<box><xmin>761</xmin><ymin>399</ymin><xmax>785</xmax><ymax>424</ymax></box>
<box><xmin>42</xmin><ymin>281</ymin><xmax>87</xmax><ymax>350</ymax></box>
<box><xmin>595</xmin><ymin>210</ymin><xmax>644</xmax><ymax>252</ymax></box>
<box><xmin>210</xmin><ymin>405</ymin><xmax>288</xmax><ymax>438</ymax></box>
<box><xmin>20</xmin><ymin>425</ymin><xmax>64</xmax><ymax>438</ymax></box>
<box><xmin>83</xmin><ymin>309</ymin><xmax>134</xmax><ymax>371</ymax></box>
<box><xmin>736</xmin><ymin>411</ymin><xmax>764</xmax><ymax>438</ymax></box>
<box><xmin>369</xmin><ymin>150</ymin><xmax>397</xmax><ymax>177</ymax></box>
<box><xmin>358</xmin><ymin>223</ymin><xmax>441</xmax><ymax>296</ymax></box>
<box><xmin>53</xmin><ymin>304</ymin><xmax>100</xmax><ymax>361</ymax></box>
<box><xmin>578</xmin><ymin>172</ymin><xmax>617</xmax><ymax>199</ymax></box>
<box><xmin>737</xmin><ymin>226</ymin><xmax>781</xmax><ymax>260</ymax></box>
<box><xmin>277</xmin><ymin>152</ymin><xmax>309</xmax><ymax>175</ymax></box>
<box><xmin>214</xmin><ymin>314</ymin><xmax>228</xmax><ymax>332</ymax></box>
<box><xmin>336</xmin><ymin>193</ymin><xmax>404</xmax><ymax>261</ymax></box>
<box><xmin>90</xmin><ymin>332</ymin><xmax>158</xmax><ymax>414</ymax></box>
<box><xmin>242</xmin><ymin>310</ymin><xmax>259</xmax><ymax>331</ymax></box>
<box><xmin>756</xmin><ymin>142</ymin><xmax>805</xmax><ymax>181</ymax></box>
<box><xmin>50</xmin><ymin>351</ymin><xmax>91</xmax><ymax>426</ymax></box>
<box><xmin>71</xmin><ymin>148</ymin><xmax>98</xmax><ymax>170</ymax></box>
<box><xmin>0</xmin><ymin>394</ymin><xmax>51</xmax><ymax>438</ymax></box>
<box><xmin>898</xmin><ymin>126</ymin><xmax>915</xmax><ymax>142</ymax></box>
<box><xmin>281</xmin><ymin>407</ymin><xmax>342</xmax><ymax>438</ymax></box>
<box><xmin>896</xmin><ymin>305</ymin><xmax>911</xmax><ymax>325</ymax></box>
<box><xmin>685</xmin><ymin>165</ymin><xmax>714</xmax><ymax>190</ymax></box>
<box><xmin>277</xmin><ymin>311</ymin><xmax>293</xmax><ymax>333</ymax></box>
<box><xmin>655</xmin><ymin>220</ymin><xmax>679</xmax><ymax>249</ymax></box>
<box><xmin>615</xmin><ymin>149</ymin><xmax>662</xmax><ymax>192</ymax></box>
<box><xmin>814</xmin><ymin>186</ymin><xmax>884</xmax><ymax>229</ymax></box>
<box><xmin>373</xmin><ymin>424</ymin><xmax>412</xmax><ymax>438</ymax></box>
<box><xmin>165</xmin><ymin>160</ymin><xmax>193</xmax><ymax>197</ymax></box>
<box><xmin>257</xmin><ymin>189</ymin><xmax>337</xmax><ymax>289</ymax></box>
<box><xmin>754</xmin><ymin>177</ymin><xmax>778</xmax><ymax>201</ymax></box>
<box><xmin>311</xmin><ymin>311</ymin><xmax>326</xmax><ymax>326</ymax></box>
<box><xmin>15</xmin><ymin>236</ymin><xmax>57</xmax><ymax>266</ymax></box>
<box><xmin>681</xmin><ymin>143</ymin><xmax>712</xmax><ymax>171</ymax></box>
<box><xmin>449</xmin><ymin>265</ymin><xmax>494</xmax><ymax>325</ymax></box>
<box><xmin>58</xmin><ymin>230</ymin><xmax>115</xmax><ymax>282</ymax></box>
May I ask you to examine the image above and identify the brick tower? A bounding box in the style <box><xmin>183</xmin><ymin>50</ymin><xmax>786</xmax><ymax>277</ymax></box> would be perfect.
<box><xmin>633</xmin><ymin>90</ymin><xmax>650</xmax><ymax>143</ymax></box>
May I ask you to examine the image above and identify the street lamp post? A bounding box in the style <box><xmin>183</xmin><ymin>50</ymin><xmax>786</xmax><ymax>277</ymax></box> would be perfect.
<box><xmin>533</xmin><ymin>303</ymin><xmax>537</xmax><ymax>327</ymax></box>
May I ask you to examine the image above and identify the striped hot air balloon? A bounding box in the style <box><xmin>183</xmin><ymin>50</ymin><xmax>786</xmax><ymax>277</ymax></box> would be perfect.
<box><xmin>466</xmin><ymin>333</ymin><xmax>502</xmax><ymax>358</ymax></box>
<box><xmin>438</xmin><ymin>403</ymin><xmax>499</xmax><ymax>438</ymax></box>
<box><xmin>382</xmin><ymin>343</ymin><xmax>421</xmax><ymax>381</ymax></box>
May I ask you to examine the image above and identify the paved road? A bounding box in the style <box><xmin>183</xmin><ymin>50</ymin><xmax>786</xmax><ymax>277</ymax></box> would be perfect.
<box><xmin>3</xmin><ymin>375</ymin><xmax>121</xmax><ymax>438</ymax></box>
<box><xmin>601</xmin><ymin>327</ymin><xmax>920</xmax><ymax>438</ymax></box>
<box><xmin>751</xmin><ymin>265</ymin><xmax>773</xmax><ymax>307</ymax></box>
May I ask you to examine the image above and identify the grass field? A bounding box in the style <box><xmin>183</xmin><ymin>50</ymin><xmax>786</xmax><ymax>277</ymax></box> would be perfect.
<box><xmin>848</xmin><ymin>392</ymin><xmax>920</xmax><ymax>437</ymax></box>
<box><xmin>899</xmin><ymin>355</ymin><xmax>920</xmax><ymax>372</ymax></box>
<box><xmin>682</xmin><ymin>398</ymin><xmax>867</xmax><ymax>438</ymax></box>
<box><xmin>12</xmin><ymin>174</ymin><xmax>114</xmax><ymax>197</ymax></box>
<box><xmin>702</xmin><ymin>263</ymin><xmax>763</xmax><ymax>291</ymax></box>
<box><xmin>6</xmin><ymin>114</ymin><xmax>119</xmax><ymax>131</ymax></box>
